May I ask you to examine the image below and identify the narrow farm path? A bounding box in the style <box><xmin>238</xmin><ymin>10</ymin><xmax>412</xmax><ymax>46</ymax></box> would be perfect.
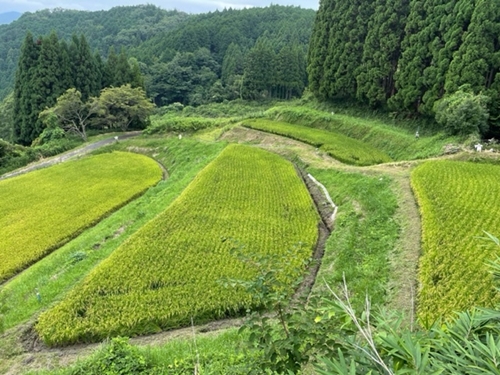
<box><xmin>0</xmin><ymin>131</ymin><xmax>142</xmax><ymax>181</ymax></box>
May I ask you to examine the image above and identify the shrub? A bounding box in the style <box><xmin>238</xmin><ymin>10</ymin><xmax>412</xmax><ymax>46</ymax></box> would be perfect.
<box><xmin>433</xmin><ymin>85</ymin><xmax>490</xmax><ymax>136</ymax></box>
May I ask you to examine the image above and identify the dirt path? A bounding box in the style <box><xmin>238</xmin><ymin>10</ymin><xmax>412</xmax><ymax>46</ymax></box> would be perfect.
<box><xmin>0</xmin><ymin>131</ymin><xmax>142</xmax><ymax>181</ymax></box>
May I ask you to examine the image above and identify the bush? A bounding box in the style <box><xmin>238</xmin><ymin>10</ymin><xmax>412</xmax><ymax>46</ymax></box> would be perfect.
<box><xmin>434</xmin><ymin>85</ymin><xmax>490</xmax><ymax>136</ymax></box>
<box><xmin>65</xmin><ymin>337</ymin><xmax>153</xmax><ymax>375</ymax></box>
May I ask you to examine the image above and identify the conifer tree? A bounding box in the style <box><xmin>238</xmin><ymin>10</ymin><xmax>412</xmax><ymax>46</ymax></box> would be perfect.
<box><xmin>114</xmin><ymin>48</ymin><xmax>134</xmax><ymax>87</ymax></box>
<box><xmin>58</xmin><ymin>39</ymin><xmax>73</xmax><ymax>92</ymax></box>
<box><xmin>418</xmin><ymin>0</ymin><xmax>474</xmax><ymax>114</ymax></box>
<box><xmin>307</xmin><ymin>0</ymin><xmax>336</xmax><ymax>98</ymax></box>
<box><xmin>389</xmin><ymin>0</ymin><xmax>453</xmax><ymax>113</ymax></box>
<box><xmin>445</xmin><ymin>0</ymin><xmax>499</xmax><ymax>93</ymax></box>
<box><xmin>93</xmin><ymin>51</ymin><xmax>104</xmax><ymax>91</ymax></box>
<box><xmin>221</xmin><ymin>42</ymin><xmax>244</xmax><ymax>85</ymax></box>
<box><xmin>70</xmin><ymin>35</ymin><xmax>99</xmax><ymax>100</ymax></box>
<box><xmin>242</xmin><ymin>38</ymin><xmax>276</xmax><ymax>99</ymax></box>
<box><xmin>356</xmin><ymin>0</ymin><xmax>410</xmax><ymax>107</ymax></box>
<box><xmin>30</xmin><ymin>31</ymin><xmax>66</xmax><ymax>139</ymax></box>
<box><xmin>102</xmin><ymin>46</ymin><xmax>118</xmax><ymax>88</ymax></box>
<box><xmin>445</xmin><ymin>0</ymin><xmax>500</xmax><ymax>133</ymax></box>
<box><xmin>13</xmin><ymin>32</ymin><xmax>40</xmax><ymax>145</ymax></box>
<box><xmin>318</xmin><ymin>0</ymin><xmax>374</xmax><ymax>99</ymax></box>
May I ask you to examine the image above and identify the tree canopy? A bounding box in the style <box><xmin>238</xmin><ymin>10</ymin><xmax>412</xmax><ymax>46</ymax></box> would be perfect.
<box><xmin>308</xmin><ymin>0</ymin><xmax>500</xmax><ymax>136</ymax></box>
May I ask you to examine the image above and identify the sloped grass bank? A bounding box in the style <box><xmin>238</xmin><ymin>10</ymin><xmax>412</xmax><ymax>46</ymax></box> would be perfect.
<box><xmin>0</xmin><ymin>152</ymin><xmax>162</xmax><ymax>282</ymax></box>
<box><xmin>412</xmin><ymin>160</ymin><xmax>500</xmax><ymax>322</ymax></box>
<box><xmin>265</xmin><ymin>106</ymin><xmax>459</xmax><ymax>161</ymax></box>
<box><xmin>309</xmin><ymin>168</ymin><xmax>399</xmax><ymax>308</ymax></box>
<box><xmin>0</xmin><ymin>138</ymin><xmax>226</xmax><ymax>332</ymax></box>
<box><xmin>36</xmin><ymin>144</ymin><xmax>318</xmax><ymax>346</ymax></box>
<box><xmin>242</xmin><ymin>118</ymin><xmax>392</xmax><ymax>166</ymax></box>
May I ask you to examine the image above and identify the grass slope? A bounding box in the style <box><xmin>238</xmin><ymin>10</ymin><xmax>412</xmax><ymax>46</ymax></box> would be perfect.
<box><xmin>265</xmin><ymin>106</ymin><xmax>459</xmax><ymax>161</ymax></box>
<box><xmin>309</xmin><ymin>168</ymin><xmax>399</xmax><ymax>308</ymax></box>
<box><xmin>36</xmin><ymin>144</ymin><xmax>318</xmax><ymax>345</ymax></box>
<box><xmin>0</xmin><ymin>152</ymin><xmax>162</xmax><ymax>282</ymax></box>
<box><xmin>412</xmin><ymin>160</ymin><xmax>500</xmax><ymax>322</ymax></box>
<box><xmin>242</xmin><ymin>118</ymin><xmax>392</xmax><ymax>166</ymax></box>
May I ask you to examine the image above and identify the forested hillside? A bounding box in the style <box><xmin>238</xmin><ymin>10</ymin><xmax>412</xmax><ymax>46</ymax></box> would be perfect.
<box><xmin>0</xmin><ymin>5</ymin><xmax>314</xmax><ymax>145</ymax></box>
<box><xmin>308</xmin><ymin>0</ymin><xmax>500</xmax><ymax>136</ymax></box>
<box><xmin>0</xmin><ymin>5</ymin><xmax>190</xmax><ymax>100</ymax></box>
<box><xmin>132</xmin><ymin>6</ymin><xmax>315</xmax><ymax>105</ymax></box>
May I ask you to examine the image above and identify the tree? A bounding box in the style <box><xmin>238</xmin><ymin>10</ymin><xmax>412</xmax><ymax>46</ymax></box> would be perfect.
<box><xmin>356</xmin><ymin>0</ymin><xmax>410</xmax><ymax>107</ymax></box>
<box><xmin>39</xmin><ymin>88</ymin><xmax>99</xmax><ymax>141</ymax></box>
<box><xmin>433</xmin><ymin>85</ymin><xmax>490</xmax><ymax>136</ymax></box>
<box><xmin>96</xmin><ymin>84</ymin><xmax>155</xmax><ymax>131</ymax></box>
<box><xmin>221</xmin><ymin>42</ymin><xmax>244</xmax><ymax>85</ymax></box>
<box><xmin>242</xmin><ymin>38</ymin><xmax>276</xmax><ymax>99</ymax></box>
<box><xmin>13</xmin><ymin>32</ymin><xmax>40</xmax><ymax>145</ymax></box>
<box><xmin>70</xmin><ymin>34</ymin><xmax>99</xmax><ymax>100</ymax></box>
<box><xmin>0</xmin><ymin>93</ymin><xmax>14</xmax><ymax>142</ymax></box>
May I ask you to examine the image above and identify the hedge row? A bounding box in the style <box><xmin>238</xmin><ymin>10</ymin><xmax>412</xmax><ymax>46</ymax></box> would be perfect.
<box><xmin>36</xmin><ymin>144</ymin><xmax>319</xmax><ymax>346</ymax></box>
<box><xmin>242</xmin><ymin>118</ymin><xmax>392</xmax><ymax>166</ymax></box>
<box><xmin>0</xmin><ymin>152</ymin><xmax>162</xmax><ymax>282</ymax></box>
<box><xmin>411</xmin><ymin>160</ymin><xmax>500</xmax><ymax>323</ymax></box>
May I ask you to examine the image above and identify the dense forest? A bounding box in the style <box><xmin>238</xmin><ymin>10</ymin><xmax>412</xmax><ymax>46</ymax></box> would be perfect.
<box><xmin>0</xmin><ymin>5</ymin><xmax>189</xmax><ymax>101</ymax></box>
<box><xmin>0</xmin><ymin>5</ymin><xmax>314</xmax><ymax>144</ymax></box>
<box><xmin>308</xmin><ymin>0</ymin><xmax>500</xmax><ymax>136</ymax></box>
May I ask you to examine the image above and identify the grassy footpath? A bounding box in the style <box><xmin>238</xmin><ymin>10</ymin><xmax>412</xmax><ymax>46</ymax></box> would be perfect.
<box><xmin>309</xmin><ymin>168</ymin><xmax>400</xmax><ymax>308</ymax></box>
<box><xmin>0</xmin><ymin>137</ymin><xmax>227</xmax><ymax>332</ymax></box>
<box><xmin>0</xmin><ymin>152</ymin><xmax>162</xmax><ymax>282</ymax></box>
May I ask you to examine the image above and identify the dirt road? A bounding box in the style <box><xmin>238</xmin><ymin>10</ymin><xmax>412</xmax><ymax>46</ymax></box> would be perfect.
<box><xmin>0</xmin><ymin>131</ymin><xmax>142</xmax><ymax>181</ymax></box>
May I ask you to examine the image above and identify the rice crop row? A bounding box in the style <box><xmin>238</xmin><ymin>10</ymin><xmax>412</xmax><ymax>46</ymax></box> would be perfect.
<box><xmin>36</xmin><ymin>144</ymin><xmax>319</xmax><ymax>346</ymax></box>
<box><xmin>0</xmin><ymin>152</ymin><xmax>162</xmax><ymax>282</ymax></box>
<box><xmin>411</xmin><ymin>160</ymin><xmax>500</xmax><ymax>323</ymax></box>
<box><xmin>242</xmin><ymin>119</ymin><xmax>392</xmax><ymax>166</ymax></box>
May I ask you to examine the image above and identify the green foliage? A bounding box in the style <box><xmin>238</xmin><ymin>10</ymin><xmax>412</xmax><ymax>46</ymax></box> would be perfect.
<box><xmin>243</xmin><ymin>118</ymin><xmax>392</xmax><ymax>166</ymax></box>
<box><xmin>0</xmin><ymin>91</ymin><xmax>14</xmax><ymax>142</ymax></box>
<box><xmin>307</xmin><ymin>0</ymin><xmax>500</xmax><ymax>134</ymax></box>
<box><xmin>95</xmin><ymin>84</ymin><xmax>155</xmax><ymax>131</ymax></box>
<box><xmin>46</xmin><ymin>337</ymin><xmax>153</xmax><ymax>375</ymax></box>
<box><xmin>224</xmin><ymin>247</ymin><xmax>325</xmax><ymax>374</ymax></box>
<box><xmin>0</xmin><ymin>6</ymin><xmax>189</xmax><ymax>101</ymax></box>
<box><xmin>146</xmin><ymin>116</ymin><xmax>222</xmax><ymax>134</ymax></box>
<box><xmin>411</xmin><ymin>160</ymin><xmax>500</xmax><ymax>322</ymax></box>
<box><xmin>39</xmin><ymin>88</ymin><xmax>99</xmax><ymax>141</ymax></box>
<box><xmin>0</xmin><ymin>152</ymin><xmax>162</xmax><ymax>282</ymax></box>
<box><xmin>433</xmin><ymin>85</ymin><xmax>490</xmax><ymax>136</ymax></box>
<box><xmin>36</xmin><ymin>144</ymin><xmax>318</xmax><ymax>345</ymax></box>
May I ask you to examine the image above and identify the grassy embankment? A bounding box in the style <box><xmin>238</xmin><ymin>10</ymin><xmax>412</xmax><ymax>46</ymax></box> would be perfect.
<box><xmin>264</xmin><ymin>105</ymin><xmax>462</xmax><ymax>161</ymax></box>
<box><xmin>0</xmin><ymin>152</ymin><xmax>162</xmax><ymax>282</ymax></box>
